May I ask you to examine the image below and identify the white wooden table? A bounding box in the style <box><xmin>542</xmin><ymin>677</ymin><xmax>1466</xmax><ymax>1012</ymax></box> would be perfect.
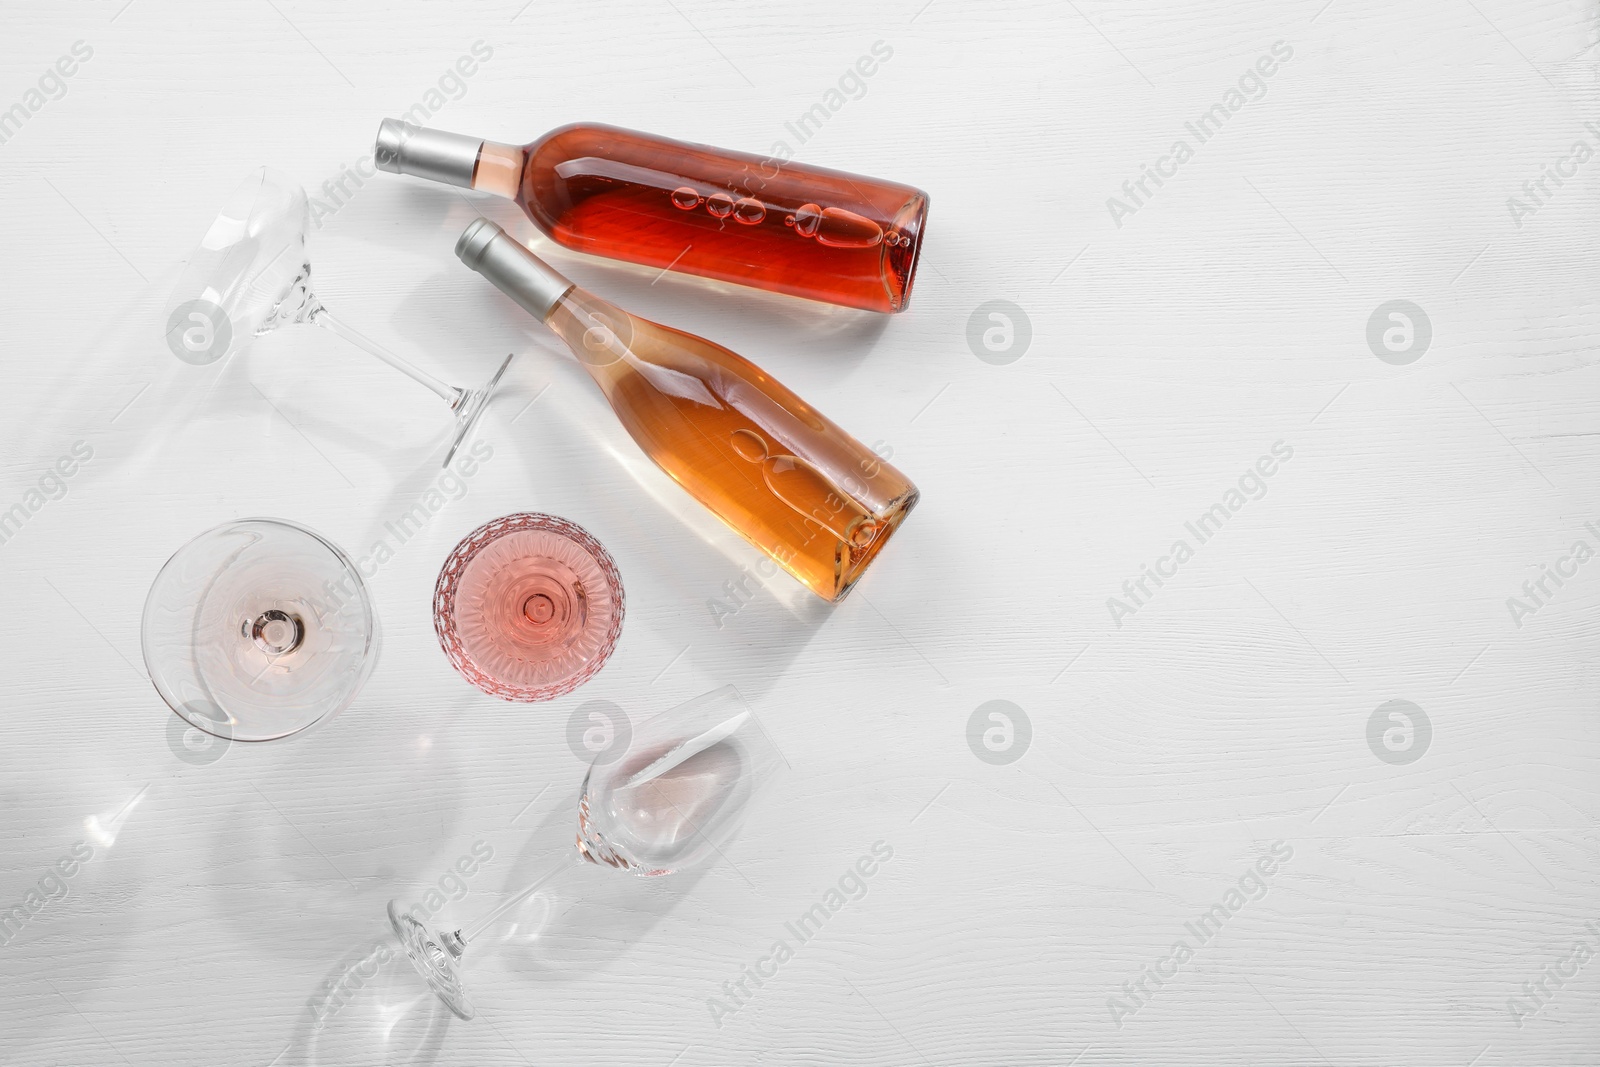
<box><xmin>2</xmin><ymin>1</ymin><xmax>1598</xmax><ymax>1064</ymax></box>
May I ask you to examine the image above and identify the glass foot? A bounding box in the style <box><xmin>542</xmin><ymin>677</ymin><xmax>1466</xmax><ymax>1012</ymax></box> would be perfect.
<box><xmin>387</xmin><ymin>900</ymin><xmax>474</xmax><ymax>1020</ymax></box>
<box><xmin>444</xmin><ymin>352</ymin><xmax>515</xmax><ymax>467</ymax></box>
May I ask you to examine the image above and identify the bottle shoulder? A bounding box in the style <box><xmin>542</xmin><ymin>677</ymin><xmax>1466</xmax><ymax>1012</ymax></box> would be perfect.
<box><xmin>635</xmin><ymin>321</ymin><xmax>831</xmax><ymax>430</ymax></box>
<box><xmin>529</xmin><ymin>122</ymin><xmax>655</xmax><ymax>161</ymax></box>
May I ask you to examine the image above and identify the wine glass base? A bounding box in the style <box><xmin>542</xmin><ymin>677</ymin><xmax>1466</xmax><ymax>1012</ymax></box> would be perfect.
<box><xmin>386</xmin><ymin>900</ymin><xmax>475</xmax><ymax>1021</ymax></box>
<box><xmin>444</xmin><ymin>352</ymin><xmax>516</xmax><ymax>467</ymax></box>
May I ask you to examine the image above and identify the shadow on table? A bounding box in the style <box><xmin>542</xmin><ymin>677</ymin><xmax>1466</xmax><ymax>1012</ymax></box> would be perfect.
<box><xmin>280</xmin><ymin>782</ymin><xmax>713</xmax><ymax>1062</ymax></box>
<box><xmin>193</xmin><ymin>695</ymin><xmax>472</xmax><ymax>964</ymax></box>
<box><xmin>280</xmin><ymin>933</ymin><xmax>453</xmax><ymax>1067</ymax></box>
<box><xmin>469</xmin><ymin>784</ymin><xmax>714</xmax><ymax>989</ymax></box>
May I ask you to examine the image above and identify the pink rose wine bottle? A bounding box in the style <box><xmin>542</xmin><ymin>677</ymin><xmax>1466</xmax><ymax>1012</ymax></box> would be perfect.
<box><xmin>374</xmin><ymin>116</ymin><xmax>928</xmax><ymax>313</ymax></box>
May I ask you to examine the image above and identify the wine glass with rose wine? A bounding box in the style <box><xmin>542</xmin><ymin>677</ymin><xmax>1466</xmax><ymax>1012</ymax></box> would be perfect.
<box><xmin>386</xmin><ymin>685</ymin><xmax>783</xmax><ymax>1019</ymax></box>
<box><xmin>141</xmin><ymin>517</ymin><xmax>380</xmax><ymax>743</ymax></box>
<box><xmin>432</xmin><ymin>512</ymin><xmax>626</xmax><ymax>703</ymax></box>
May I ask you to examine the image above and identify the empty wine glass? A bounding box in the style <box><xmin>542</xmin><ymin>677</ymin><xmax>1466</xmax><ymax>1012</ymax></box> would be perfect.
<box><xmin>141</xmin><ymin>518</ymin><xmax>379</xmax><ymax>742</ymax></box>
<box><xmin>433</xmin><ymin>512</ymin><xmax>625</xmax><ymax>702</ymax></box>
<box><xmin>387</xmin><ymin>686</ymin><xmax>783</xmax><ymax>1019</ymax></box>
<box><xmin>164</xmin><ymin>166</ymin><xmax>512</xmax><ymax>466</ymax></box>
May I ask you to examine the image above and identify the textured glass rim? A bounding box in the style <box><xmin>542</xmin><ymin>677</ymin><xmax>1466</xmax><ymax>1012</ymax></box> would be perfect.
<box><xmin>432</xmin><ymin>512</ymin><xmax>625</xmax><ymax>703</ymax></box>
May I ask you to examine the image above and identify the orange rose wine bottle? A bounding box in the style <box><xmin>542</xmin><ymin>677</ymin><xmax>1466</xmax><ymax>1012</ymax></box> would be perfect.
<box><xmin>455</xmin><ymin>219</ymin><xmax>919</xmax><ymax>602</ymax></box>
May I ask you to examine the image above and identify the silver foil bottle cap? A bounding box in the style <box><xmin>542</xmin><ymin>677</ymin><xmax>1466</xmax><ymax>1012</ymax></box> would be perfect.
<box><xmin>456</xmin><ymin>219</ymin><xmax>575</xmax><ymax>321</ymax></box>
<box><xmin>373</xmin><ymin>118</ymin><xmax>483</xmax><ymax>189</ymax></box>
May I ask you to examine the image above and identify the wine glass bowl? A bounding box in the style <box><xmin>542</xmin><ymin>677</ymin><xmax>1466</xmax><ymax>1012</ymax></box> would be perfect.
<box><xmin>577</xmin><ymin>693</ymin><xmax>763</xmax><ymax>875</ymax></box>
<box><xmin>165</xmin><ymin>167</ymin><xmax>310</xmax><ymax>364</ymax></box>
<box><xmin>432</xmin><ymin>513</ymin><xmax>624</xmax><ymax>702</ymax></box>
<box><xmin>164</xmin><ymin>166</ymin><xmax>513</xmax><ymax>465</ymax></box>
<box><xmin>141</xmin><ymin>518</ymin><xmax>379</xmax><ymax>743</ymax></box>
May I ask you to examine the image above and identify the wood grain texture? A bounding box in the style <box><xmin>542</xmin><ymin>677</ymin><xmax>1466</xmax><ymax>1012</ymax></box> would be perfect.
<box><xmin>2</xmin><ymin>0</ymin><xmax>1599</xmax><ymax>1064</ymax></box>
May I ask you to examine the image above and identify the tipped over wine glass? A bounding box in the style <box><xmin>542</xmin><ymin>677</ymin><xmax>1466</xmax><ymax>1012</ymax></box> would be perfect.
<box><xmin>386</xmin><ymin>686</ymin><xmax>783</xmax><ymax>1019</ymax></box>
<box><xmin>164</xmin><ymin>166</ymin><xmax>513</xmax><ymax>466</ymax></box>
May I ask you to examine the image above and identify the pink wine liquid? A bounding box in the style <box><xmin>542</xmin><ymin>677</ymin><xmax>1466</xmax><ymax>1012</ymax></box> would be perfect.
<box><xmin>434</xmin><ymin>513</ymin><xmax>624</xmax><ymax>702</ymax></box>
<box><xmin>473</xmin><ymin>124</ymin><xmax>928</xmax><ymax>313</ymax></box>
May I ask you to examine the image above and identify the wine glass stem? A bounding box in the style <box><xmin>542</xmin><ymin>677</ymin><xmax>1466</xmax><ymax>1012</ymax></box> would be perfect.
<box><xmin>313</xmin><ymin>307</ymin><xmax>465</xmax><ymax>408</ymax></box>
<box><xmin>457</xmin><ymin>854</ymin><xmax>581</xmax><ymax>946</ymax></box>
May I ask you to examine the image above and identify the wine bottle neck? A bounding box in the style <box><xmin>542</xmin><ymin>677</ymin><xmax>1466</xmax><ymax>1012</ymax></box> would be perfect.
<box><xmin>473</xmin><ymin>140</ymin><xmax>524</xmax><ymax>199</ymax></box>
<box><xmin>456</xmin><ymin>219</ymin><xmax>574</xmax><ymax>323</ymax></box>
<box><xmin>373</xmin><ymin>118</ymin><xmax>482</xmax><ymax>189</ymax></box>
